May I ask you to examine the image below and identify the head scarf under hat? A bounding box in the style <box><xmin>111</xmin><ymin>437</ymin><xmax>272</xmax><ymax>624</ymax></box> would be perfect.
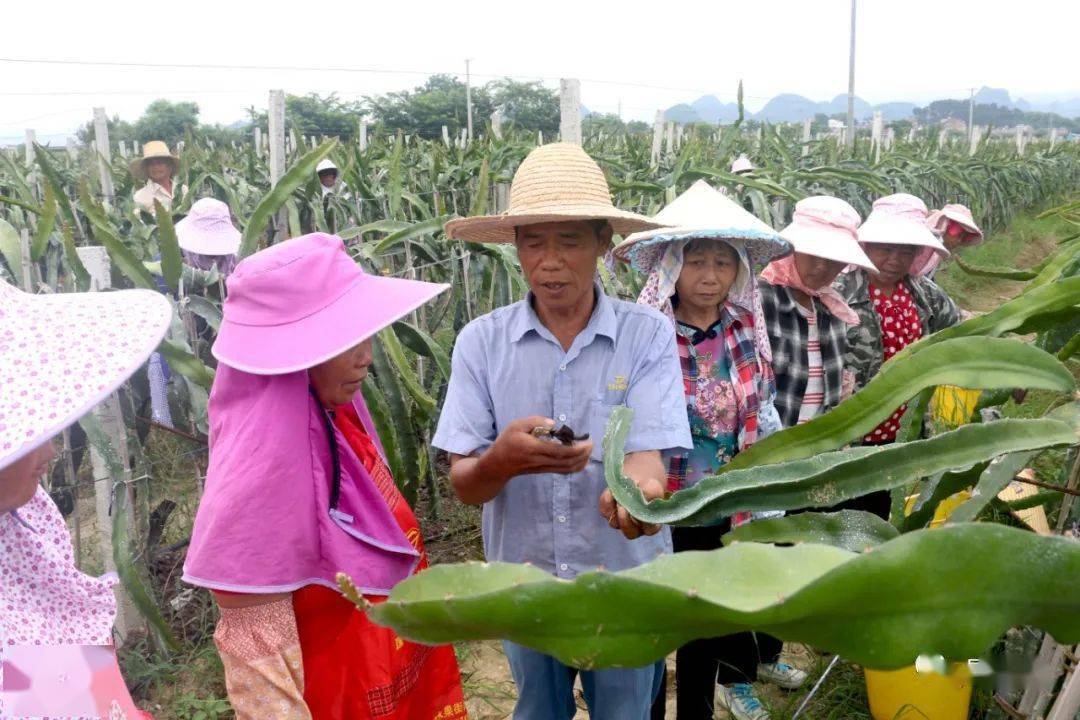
<box><xmin>762</xmin><ymin>196</ymin><xmax>870</xmax><ymax>325</ymax></box>
<box><xmin>858</xmin><ymin>193</ymin><xmax>949</xmax><ymax>276</ymax></box>
<box><xmin>913</xmin><ymin>203</ymin><xmax>983</xmax><ymax>277</ymax></box>
<box><xmin>636</xmin><ymin>237</ymin><xmax>775</xmax><ymax>450</ymax></box>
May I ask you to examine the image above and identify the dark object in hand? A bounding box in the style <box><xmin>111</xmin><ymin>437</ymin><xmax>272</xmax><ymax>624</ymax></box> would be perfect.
<box><xmin>532</xmin><ymin>424</ymin><xmax>590</xmax><ymax>446</ymax></box>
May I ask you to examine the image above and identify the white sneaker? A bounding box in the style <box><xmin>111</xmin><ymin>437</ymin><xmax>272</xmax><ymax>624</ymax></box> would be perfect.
<box><xmin>718</xmin><ymin>683</ymin><xmax>771</xmax><ymax>720</ymax></box>
<box><xmin>757</xmin><ymin>661</ymin><xmax>808</xmax><ymax>690</ymax></box>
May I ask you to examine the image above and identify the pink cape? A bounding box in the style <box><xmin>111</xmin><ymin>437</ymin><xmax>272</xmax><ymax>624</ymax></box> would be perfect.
<box><xmin>182</xmin><ymin>365</ymin><xmax>419</xmax><ymax>595</ymax></box>
<box><xmin>760</xmin><ymin>255</ymin><xmax>860</xmax><ymax>325</ymax></box>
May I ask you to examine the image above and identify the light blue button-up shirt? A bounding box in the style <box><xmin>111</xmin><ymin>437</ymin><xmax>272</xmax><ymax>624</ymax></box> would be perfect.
<box><xmin>432</xmin><ymin>285</ymin><xmax>693</xmax><ymax>578</ymax></box>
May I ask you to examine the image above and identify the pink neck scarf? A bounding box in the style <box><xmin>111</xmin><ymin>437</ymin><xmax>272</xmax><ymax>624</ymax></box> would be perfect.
<box><xmin>183</xmin><ymin>366</ymin><xmax>419</xmax><ymax>596</ymax></box>
<box><xmin>761</xmin><ymin>255</ymin><xmax>860</xmax><ymax>325</ymax></box>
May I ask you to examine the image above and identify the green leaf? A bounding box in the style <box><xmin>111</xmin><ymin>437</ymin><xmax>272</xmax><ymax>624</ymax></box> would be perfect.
<box><xmin>157</xmin><ymin>338</ymin><xmax>215</xmax><ymax>389</ymax></box>
<box><xmin>889</xmin><ymin>277</ymin><xmax>1080</xmax><ymax>366</ymax></box>
<box><xmin>372</xmin><ymin>216</ymin><xmax>450</xmax><ymax>255</ymax></box>
<box><xmin>604</xmin><ymin>405</ymin><xmax>1075</xmax><ymax>526</ymax></box>
<box><xmin>953</xmin><ymin>254</ymin><xmax>1036</xmax><ymax>281</ymax></box>
<box><xmin>724</xmin><ymin>337</ymin><xmax>1074</xmax><ymax>473</ymax></box>
<box><xmin>362</xmin><ymin>524</ymin><xmax>1080</xmax><ymax>670</ymax></box>
<box><xmin>155</xmin><ymin>200</ymin><xmax>183</xmax><ymax>295</ymax></box>
<box><xmin>722</xmin><ymin>510</ymin><xmax>899</xmax><ymax>553</ymax></box>
<box><xmin>33</xmin><ymin>144</ymin><xmax>79</xmax><ymax>228</ymax></box>
<box><xmin>470</xmin><ymin>157</ymin><xmax>490</xmax><ymax>217</ymax></box>
<box><xmin>392</xmin><ymin>321</ymin><xmax>451</xmax><ymax>380</ymax></box>
<box><xmin>184</xmin><ymin>296</ymin><xmax>222</xmax><ymax>331</ymax></box>
<box><xmin>377</xmin><ymin>327</ymin><xmax>437</xmax><ymax>420</ymax></box>
<box><xmin>31</xmin><ymin>183</ymin><xmax>57</xmax><ymax>261</ymax></box>
<box><xmin>946</xmin><ymin>452</ymin><xmax>1034</xmax><ymax>525</ymax></box>
<box><xmin>78</xmin><ymin>185</ymin><xmax>157</xmax><ymax>290</ymax></box>
<box><xmin>0</xmin><ymin>218</ymin><xmax>21</xmax><ymax>282</ymax></box>
<box><xmin>78</xmin><ymin>414</ymin><xmax>180</xmax><ymax>652</ymax></box>
<box><xmin>239</xmin><ymin>139</ymin><xmax>337</xmax><ymax>258</ymax></box>
<box><xmin>60</xmin><ymin>222</ymin><xmax>90</xmax><ymax>291</ymax></box>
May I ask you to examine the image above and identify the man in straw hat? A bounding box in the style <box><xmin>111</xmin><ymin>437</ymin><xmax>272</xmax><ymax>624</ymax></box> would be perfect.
<box><xmin>434</xmin><ymin>143</ymin><xmax>692</xmax><ymax>718</ymax></box>
<box><xmin>132</xmin><ymin>140</ymin><xmax>184</xmax><ymax>212</ymax></box>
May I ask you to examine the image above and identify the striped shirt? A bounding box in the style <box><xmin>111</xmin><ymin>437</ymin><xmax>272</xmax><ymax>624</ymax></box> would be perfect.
<box><xmin>795</xmin><ymin>303</ymin><xmax>824</xmax><ymax>424</ymax></box>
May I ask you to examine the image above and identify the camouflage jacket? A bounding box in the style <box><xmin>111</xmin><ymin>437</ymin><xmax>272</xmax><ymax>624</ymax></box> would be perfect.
<box><xmin>834</xmin><ymin>269</ymin><xmax>961</xmax><ymax>389</ymax></box>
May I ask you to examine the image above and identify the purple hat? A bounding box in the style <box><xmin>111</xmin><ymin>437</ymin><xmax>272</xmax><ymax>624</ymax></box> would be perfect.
<box><xmin>213</xmin><ymin>233</ymin><xmax>449</xmax><ymax>375</ymax></box>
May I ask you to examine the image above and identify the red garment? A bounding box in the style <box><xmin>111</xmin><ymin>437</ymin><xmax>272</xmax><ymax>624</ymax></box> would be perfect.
<box><xmin>292</xmin><ymin>403</ymin><xmax>466</xmax><ymax>720</ymax></box>
<box><xmin>864</xmin><ymin>281</ymin><xmax>923</xmax><ymax>443</ymax></box>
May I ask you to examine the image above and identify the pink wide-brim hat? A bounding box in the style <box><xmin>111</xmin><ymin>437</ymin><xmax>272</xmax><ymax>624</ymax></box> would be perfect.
<box><xmin>176</xmin><ymin>198</ymin><xmax>241</xmax><ymax>256</ymax></box>
<box><xmin>858</xmin><ymin>193</ymin><xmax>948</xmax><ymax>257</ymax></box>
<box><xmin>213</xmin><ymin>233</ymin><xmax>449</xmax><ymax>375</ymax></box>
<box><xmin>1</xmin><ymin>281</ymin><xmax>172</xmax><ymax>469</ymax></box>
<box><xmin>779</xmin><ymin>196</ymin><xmax>877</xmax><ymax>271</ymax></box>
<box><xmin>927</xmin><ymin>203</ymin><xmax>983</xmax><ymax>245</ymax></box>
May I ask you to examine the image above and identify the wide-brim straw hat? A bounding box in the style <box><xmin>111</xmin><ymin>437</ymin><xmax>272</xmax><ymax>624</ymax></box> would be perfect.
<box><xmin>213</xmin><ymin>233</ymin><xmax>449</xmax><ymax>375</ymax></box>
<box><xmin>1</xmin><ymin>280</ymin><xmax>172</xmax><ymax>470</ymax></box>
<box><xmin>443</xmin><ymin>143</ymin><xmax>660</xmax><ymax>244</ymax></box>
<box><xmin>176</xmin><ymin>198</ymin><xmax>241</xmax><ymax>256</ymax></box>
<box><xmin>780</xmin><ymin>196</ymin><xmax>877</xmax><ymax>271</ymax></box>
<box><xmin>613</xmin><ymin>179</ymin><xmax>790</xmax><ymax>272</ymax></box>
<box><xmin>858</xmin><ymin>193</ymin><xmax>948</xmax><ymax>256</ymax></box>
<box><xmin>130</xmin><ymin>140</ymin><xmax>179</xmax><ymax>181</ymax></box>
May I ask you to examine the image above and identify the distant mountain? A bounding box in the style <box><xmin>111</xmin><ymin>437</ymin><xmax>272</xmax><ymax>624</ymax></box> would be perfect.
<box><xmin>823</xmin><ymin>94</ymin><xmax>874</xmax><ymax>119</ymax></box>
<box><xmin>690</xmin><ymin>95</ymin><xmax>741</xmax><ymax>124</ymax></box>
<box><xmin>664</xmin><ymin>104</ymin><xmax>704</xmax><ymax>124</ymax></box>
<box><xmin>754</xmin><ymin>94</ymin><xmax>823</xmax><ymax>123</ymax></box>
<box><xmin>974</xmin><ymin>87</ymin><xmax>1014</xmax><ymax>107</ymax></box>
<box><xmin>875</xmin><ymin>102</ymin><xmax>918</xmax><ymax>121</ymax></box>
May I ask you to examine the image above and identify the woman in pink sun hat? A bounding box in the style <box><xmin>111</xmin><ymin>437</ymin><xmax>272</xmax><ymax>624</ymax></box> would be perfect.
<box><xmin>912</xmin><ymin>203</ymin><xmax>984</xmax><ymax>278</ymax></box>
<box><xmin>182</xmin><ymin>233</ymin><xmax>466</xmax><ymax>719</ymax></box>
<box><xmin>759</xmin><ymin>196</ymin><xmax>876</xmax><ymax>429</ymax></box>
<box><xmin>1</xmin><ymin>278</ymin><xmax>171</xmax><ymax>719</ymax></box>
<box><xmin>834</xmin><ymin>193</ymin><xmax>962</xmax><ymax>516</ymax></box>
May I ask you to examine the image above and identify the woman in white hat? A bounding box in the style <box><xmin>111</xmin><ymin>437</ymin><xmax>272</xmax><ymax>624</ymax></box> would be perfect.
<box><xmin>175</xmin><ymin>197</ymin><xmax>241</xmax><ymax>275</ymax></box>
<box><xmin>759</xmin><ymin>196</ymin><xmax>877</xmax><ymax>428</ymax></box>
<box><xmin>835</xmin><ymin>193</ymin><xmax>961</xmax><ymax>512</ymax></box>
<box><xmin>1</xmin><ymin>278</ymin><xmax>171</xmax><ymax>718</ymax></box>
<box><xmin>132</xmin><ymin>140</ymin><xmax>184</xmax><ymax>212</ymax></box>
<box><xmin>615</xmin><ymin>180</ymin><xmax>792</xmax><ymax>720</ymax></box>
<box><xmin>316</xmin><ymin>158</ymin><xmax>342</xmax><ymax>198</ymax></box>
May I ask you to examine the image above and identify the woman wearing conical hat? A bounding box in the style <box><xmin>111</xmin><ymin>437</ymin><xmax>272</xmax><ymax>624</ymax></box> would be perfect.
<box><xmin>436</xmin><ymin>143</ymin><xmax>692</xmax><ymax>719</ymax></box>
<box><xmin>615</xmin><ymin>180</ymin><xmax>794</xmax><ymax>720</ymax></box>
<box><xmin>759</xmin><ymin>196</ymin><xmax>877</xmax><ymax>428</ymax></box>
<box><xmin>1</xmin><ymin>277</ymin><xmax>172</xmax><ymax>718</ymax></box>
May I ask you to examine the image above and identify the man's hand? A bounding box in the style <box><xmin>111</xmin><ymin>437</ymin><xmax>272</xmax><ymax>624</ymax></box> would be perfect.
<box><xmin>487</xmin><ymin>416</ymin><xmax>593</xmax><ymax>478</ymax></box>
<box><xmin>449</xmin><ymin>416</ymin><xmax>593</xmax><ymax>505</ymax></box>
<box><xmin>598</xmin><ymin>450</ymin><xmax>667</xmax><ymax>540</ymax></box>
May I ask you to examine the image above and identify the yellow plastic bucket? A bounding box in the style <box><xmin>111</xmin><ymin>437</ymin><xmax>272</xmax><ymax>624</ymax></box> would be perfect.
<box><xmin>865</xmin><ymin>663</ymin><xmax>972</xmax><ymax>720</ymax></box>
<box><xmin>931</xmin><ymin>385</ymin><xmax>982</xmax><ymax>426</ymax></box>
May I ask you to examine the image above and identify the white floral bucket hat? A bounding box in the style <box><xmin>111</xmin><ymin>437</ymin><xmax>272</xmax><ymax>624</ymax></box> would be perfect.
<box><xmin>0</xmin><ymin>280</ymin><xmax>172</xmax><ymax>469</ymax></box>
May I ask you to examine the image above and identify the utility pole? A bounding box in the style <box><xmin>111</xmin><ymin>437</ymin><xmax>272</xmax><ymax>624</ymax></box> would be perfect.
<box><xmin>617</xmin><ymin>98</ymin><xmax>623</xmax><ymax>121</ymax></box>
<box><xmin>465</xmin><ymin>58</ymin><xmax>473</xmax><ymax>143</ymax></box>
<box><xmin>968</xmin><ymin>87</ymin><xmax>976</xmax><ymax>147</ymax></box>
<box><xmin>845</xmin><ymin>0</ymin><xmax>857</xmax><ymax>150</ymax></box>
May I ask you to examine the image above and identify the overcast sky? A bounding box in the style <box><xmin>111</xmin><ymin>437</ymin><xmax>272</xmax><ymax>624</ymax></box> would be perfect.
<box><xmin>2</xmin><ymin>0</ymin><xmax>1078</xmax><ymax>143</ymax></box>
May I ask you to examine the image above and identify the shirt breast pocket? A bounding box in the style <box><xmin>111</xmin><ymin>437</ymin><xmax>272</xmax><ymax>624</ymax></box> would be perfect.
<box><xmin>588</xmin><ymin>396</ymin><xmax>623</xmax><ymax>464</ymax></box>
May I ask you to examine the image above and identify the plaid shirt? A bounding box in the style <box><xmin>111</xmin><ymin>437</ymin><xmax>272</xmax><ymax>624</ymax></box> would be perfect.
<box><xmin>835</xmin><ymin>269</ymin><xmax>961</xmax><ymax>390</ymax></box>
<box><xmin>758</xmin><ymin>281</ymin><xmax>848</xmax><ymax>428</ymax></box>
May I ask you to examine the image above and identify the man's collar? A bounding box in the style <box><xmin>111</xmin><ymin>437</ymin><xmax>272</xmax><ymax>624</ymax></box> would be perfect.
<box><xmin>511</xmin><ymin>282</ymin><xmax>616</xmax><ymax>344</ymax></box>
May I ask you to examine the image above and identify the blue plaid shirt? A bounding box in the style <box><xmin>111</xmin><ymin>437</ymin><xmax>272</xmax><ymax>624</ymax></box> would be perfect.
<box><xmin>433</xmin><ymin>285</ymin><xmax>692</xmax><ymax>578</ymax></box>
